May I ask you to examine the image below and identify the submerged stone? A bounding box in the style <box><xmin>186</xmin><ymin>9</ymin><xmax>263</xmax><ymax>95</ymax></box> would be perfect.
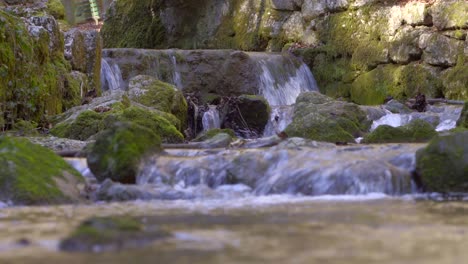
<box><xmin>416</xmin><ymin>131</ymin><xmax>468</xmax><ymax>193</ymax></box>
<box><xmin>0</xmin><ymin>136</ymin><xmax>84</xmax><ymax>205</ymax></box>
<box><xmin>87</xmin><ymin>122</ymin><xmax>162</xmax><ymax>184</ymax></box>
<box><xmin>60</xmin><ymin>216</ymin><xmax>171</xmax><ymax>252</ymax></box>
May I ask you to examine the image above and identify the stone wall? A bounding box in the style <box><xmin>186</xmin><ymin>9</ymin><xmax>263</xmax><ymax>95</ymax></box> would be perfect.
<box><xmin>101</xmin><ymin>0</ymin><xmax>468</xmax><ymax>103</ymax></box>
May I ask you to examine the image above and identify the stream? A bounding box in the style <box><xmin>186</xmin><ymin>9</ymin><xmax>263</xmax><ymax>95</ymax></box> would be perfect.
<box><xmin>2</xmin><ymin>197</ymin><xmax>468</xmax><ymax>263</ymax></box>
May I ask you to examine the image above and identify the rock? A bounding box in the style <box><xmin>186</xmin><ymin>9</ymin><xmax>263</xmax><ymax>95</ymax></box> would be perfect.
<box><xmin>46</xmin><ymin>0</ymin><xmax>65</xmax><ymax>20</ymax></box>
<box><xmin>457</xmin><ymin>101</ymin><xmax>468</xmax><ymax>128</ymax></box>
<box><xmin>86</xmin><ymin>122</ymin><xmax>162</xmax><ymax>184</ymax></box>
<box><xmin>83</xmin><ymin>30</ymin><xmax>102</xmax><ymax>93</ymax></box>
<box><xmin>64</xmin><ymin>29</ymin><xmax>87</xmax><ymax>72</ymax></box>
<box><xmin>199</xmin><ymin>133</ymin><xmax>233</xmax><ymax>148</ymax></box>
<box><xmin>270</xmin><ymin>0</ymin><xmax>303</xmax><ymax>11</ymax></box>
<box><xmin>420</xmin><ymin>33</ymin><xmax>463</xmax><ymax>67</ymax></box>
<box><xmin>431</xmin><ymin>0</ymin><xmax>468</xmax><ymax>30</ymax></box>
<box><xmin>0</xmin><ymin>136</ymin><xmax>84</xmax><ymax>205</ymax></box>
<box><xmin>50</xmin><ymin>95</ymin><xmax>184</xmax><ymax>143</ymax></box>
<box><xmin>285</xmin><ymin>92</ymin><xmax>368</xmax><ymax>143</ymax></box>
<box><xmin>384</xmin><ymin>99</ymin><xmax>412</xmax><ymax>114</ymax></box>
<box><xmin>127</xmin><ymin>75</ymin><xmax>187</xmax><ymax>128</ymax></box>
<box><xmin>25</xmin><ymin>15</ymin><xmax>63</xmax><ymax>58</ymax></box>
<box><xmin>389</xmin><ymin>26</ymin><xmax>423</xmax><ymax>64</ymax></box>
<box><xmin>400</xmin><ymin>1</ymin><xmax>429</xmax><ymax>26</ymax></box>
<box><xmin>59</xmin><ymin>216</ymin><xmax>171</xmax><ymax>252</ymax></box>
<box><xmin>194</xmin><ymin>129</ymin><xmax>236</xmax><ymax>142</ymax></box>
<box><xmin>26</xmin><ymin>136</ymin><xmax>88</xmax><ymax>152</ymax></box>
<box><xmin>441</xmin><ymin>62</ymin><xmax>468</xmax><ymax>100</ymax></box>
<box><xmin>225</xmin><ymin>95</ymin><xmax>270</xmax><ymax>138</ymax></box>
<box><xmin>416</xmin><ymin>131</ymin><xmax>468</xmax><ymax>192</ymax></box>
<box><xmin>362</xmin><ymin>119</ymin><xmax>437</xmax><ymax>144</ymax></box>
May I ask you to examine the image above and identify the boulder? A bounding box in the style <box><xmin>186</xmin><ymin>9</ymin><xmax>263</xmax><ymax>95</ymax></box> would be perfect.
<box><xmin>270</xmin><ymin>0</ymin><xmax>303</xmax><ymax>11</ymax></box>
<box><xmin>416</xmin><ymin>131</ymin><xmax>468</xmax><ymax>192</ymax></box>
<box><xmin>431</xmin><ymin>0</ymin><xmax>468</xmax><ymax>30</ymax></box>
<box><xmin>127</xmin><ymin>75</ymin><xmax>187</xmax><ymax>128</ymax></box>
<box><xmin>60</xmin><ymin>216</ymin><xmax>171</xmax><ymax>252</ymax></box>
<box><xmin>362</xmin><ymin>119</ymin><xmax>437</xmax><ymax>144</ymax></box>
<box><xmin>285</xmin><ymin>92</ymin><xmax>368</xmax><ymax>142</ymax></box>
<box><xmin>50</xmin><ymin>94</ymin><xmax>184</xmax><ymax>143</ymax></box>
<box><xmin>87</xmin><ymin>122</ymin><xmax>162</xmax><ymax>184</ymax></box>
<box><xmin>194</xmin><ymin>128</ymin><xmax>236</xmax><ymax>142</ymax></box>
<box><xmin>0</xmin><ymin>136</ymin><xmax>84</xmax><ymax>205</ymax></box>
<box><xmin>64</xmin><ymin>29</ymin><xmax>87</xmax><ymax>72</ymax></box>
<box><xmin>420</xmin><ymin>33</ymin><xmax>463</xmax><ymax>67</ymax></box>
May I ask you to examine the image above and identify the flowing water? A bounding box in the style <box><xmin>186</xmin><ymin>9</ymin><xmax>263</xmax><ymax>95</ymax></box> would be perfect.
<box><xmin>2</xmin><ymin>197</ymin><xmax>468</xmax><ymax>263</ymax></box>
<box><xmin>202</xmin><ymin>105</ymin><xmax>221</xmax><ymax>131</ymax></box>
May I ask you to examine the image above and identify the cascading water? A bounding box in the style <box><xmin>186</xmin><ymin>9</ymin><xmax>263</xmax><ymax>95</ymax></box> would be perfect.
<box><xmin>170</xmin><ymin>55</ymin><xmax>183</xmax><ymax>89</ymax></box>
<box><xmin>202</xmin><ymin>105</ymin><xmax>221</xmax><ymax>131</ymax></box>
<box><xmin>371</xmin><ymin>104</ymin><xmax>463</xmax><ymax>132</ymax></box>
<box><xmin>250</xmin><ymin>53</ymin><xmax>319</xmax><ymax>136</ymax></box>
<box><xmin>252</xmin><ymin>54</ymin><xmax>319</xmax><ymax>106</ymax></box>
<box><xmin>100</xmin><ymin>58</ymin><xmax>124</xmax><ymax>92</ymax></box>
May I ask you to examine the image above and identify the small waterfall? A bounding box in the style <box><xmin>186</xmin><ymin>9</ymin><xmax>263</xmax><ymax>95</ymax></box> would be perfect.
<box><xmin>202</xmin><ymin>105</ymin><xmax>221</xmax><ymax>131</ymax></box>
<box><xmin>254</xmin><ymin>55</ymin><xmax>319</xmax><ymax>106</ymax></box>
<box><xmin>101</xmin><ymin>58</ymin><xmax>123</xmax><ymax>92</ymax></box>
<box><xmin>263</xmin><ymin>105</ymin><xmax>294</xmax><ymax>136</ymax></box>
<box><xmin>170</xmin><ymin>54</ymin><xmax>183</xmax><ymax>89</ymax></box>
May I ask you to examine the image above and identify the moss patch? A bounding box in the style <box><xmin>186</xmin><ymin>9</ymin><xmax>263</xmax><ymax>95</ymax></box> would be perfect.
<box><xmin>87</xmin><ymin>122</ymin><xmax>162</xmax><ymax>184</ymax></box>
<box><xmin>47</xmin><ymin>0</ymin><xmax>65</xmax><ymax>20</ymax></box>
<box><xmin>362</xmin><ymin>119</ymin><xmax>437</xmax><ymax>144</ymax></box>
<box><xmin>416</xmin><ymin>131</ymin><xmax>468</xmax><ymax>193</ymax></box>
<box><xmin>194</xmin><ymin>128</ymin><xmax>236</xmax><ymax>142</ymax></box>
<box><xmin>0</xmin><ymin>136</ymin><xmax>83</xmax><ymax>205</ymax></box>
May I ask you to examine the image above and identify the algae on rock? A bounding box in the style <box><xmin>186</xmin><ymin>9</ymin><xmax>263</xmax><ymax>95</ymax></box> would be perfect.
<box><xmin>0</xmin><ymin>136</ymin><xmax>83</xmax><ymax>205</ymax></box>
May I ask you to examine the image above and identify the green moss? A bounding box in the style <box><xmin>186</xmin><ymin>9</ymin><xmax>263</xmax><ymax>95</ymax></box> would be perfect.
<box><xmin>436</xmin><ymin>1</ymin><xmax>468</xmax><ymax>29</ymax></box>
<box><xmin>101</xmin><ymin>0</ymin><xmax>166</xmax><ymax>48</ymax></box>
<box><xmin>284</xmin><ymin>92</ymin><xmax>367</xmax><ymax>142</ymax></box>
<box><xmin>194</xmin><ymin>128</ymin><xmax>236</xmax><ymax>142</ymax></box>
<box><xmin>129</xmin><ymin>78</ymin><xmax>187</xmax><ymax>129</ymax></box>
<box><xmin>47</xmin><ymin>0</ymin><xmax>65</xmax><ymax>20</ymax></box>
<box><xmin>442</xmin><ymin>56</ymin><xmax>468</xmax><ymax>100</ymax></box>
<box><xmin>351</xmin><ymin>41</ymin><xmax>388</xmax><ymax>71</ymax></box>
<box><xmin>362</xmin><ymin>119</ymin><xmax>437</xmax><ymax>143</ymax></box>
<box><xmin>87</xmin><ymin>122</ymin><xmax>162</xmax><ymax>183</ymax></box>
<box><xmin>11</xmin><ymin>120</ymin><xmax>39</xmax><ymax>136</ymax></box>
<box><xmin>416</xmin><ymin>131</ymin><xmax>468</xmax><ymax>193</ymax></box>
<box><xmin>351</xmin><ymin>65</ymin><xmax>398</xmax><ymax>105</ymax></box>
<box><xmin>0</xmin><ymin>136</ymin><xmax>82</xmax><ymax>205</ymax></box>
<box><xmin>457</xmin><ymin>101</ymin><xmax>468</xmax><ymax>128</ymax></box>
<box><xmin>0</xmin><ymin>10</ymin><xmax>77</xmax><ymax>126</ymax></box>
<box><xmin>107</xmin><ymin>107</ymin><xmax>184</xmax><ymax>143</ymax></box>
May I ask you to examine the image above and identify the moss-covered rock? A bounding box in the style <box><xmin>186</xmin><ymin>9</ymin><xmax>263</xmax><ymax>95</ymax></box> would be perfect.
<box><xmin>51</xmin><ymin>110</ymin><xmax>104</xmax><ymax>141</ymax></box>
<box><xmin>60</xmin><ymin>216</ymin><xmax>171</xmax><ymax>252</ymax></box>
<box><xmin>457</xmin><ymin>101</ymin><xmax>468</xmax><ymax>128</ymax></box>
<box><xmin>431</xmin><ymin>0</ymin><xmax>468</xmax><ymax>30</ymax></box>
<box><xmin>107</xmin><ymin>107</ymin><xmax>184</xmax><ymax>143</ymax></box>
<box><xmin>46</xmin><ymin>0</ymin><xmax>65</xmax><ymax>20</ymax></box>
<box><xmin>0</xmin><ymin>10</ymin><xmax>80</xmax><ymax>126</ymax></box>
<box><xmin>127</xmin><ymin>75</ymin><xmax>187</xmax><ymax>129</ymax></box>
<box><xmin>362</xmin><ymin>119</ymin><xmax>437</xmax><ymax>144</ymax></box>
<box><xmin>0</xmin><ymin>136</ymin><xmax>83</xmax><ymax>205</ymax></box>
<box><xmin>194</xmin><ymin>128</ymin><xmax>236</xmax><ymax>142</ymax></box>
<box><xmin>416</xmin><ymin>131</ymin><xmax>468</xmax><ymax>193</ymax></box>
<box><xmin>350</xmin><ymin>64</ymin><xmax>397</xmax><ymax>105</ymax></box>
<box><xmin>285</xmin><ymin>92</ymin><xmax>368</xmax><ymax>142</ymax></box>
<box><xmin>87</xmin><ymin>122</ymin><xmax>162</xmax><ymax>184</ymax></box>
<box><xmin>441</xmin><ymin>57</ymin><xmax>468</xmax><ymax>100</ymax></box>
